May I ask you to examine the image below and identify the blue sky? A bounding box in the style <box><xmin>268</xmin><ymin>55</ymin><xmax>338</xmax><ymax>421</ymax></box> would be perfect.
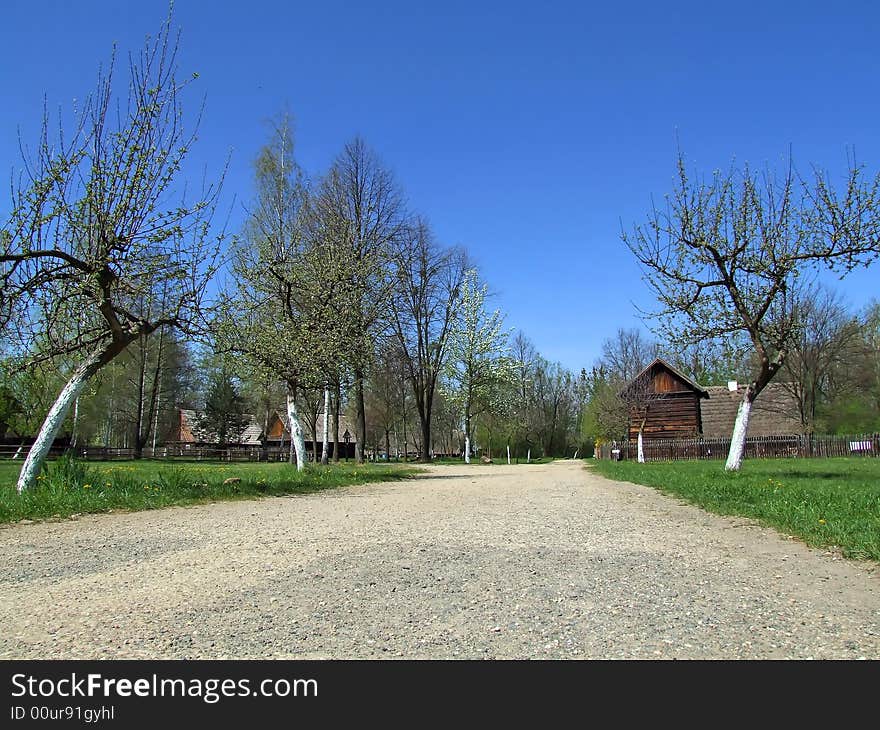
<box><xmin>2</xmin><ymin>0</ymin><xmax>878</xmax><ymax>372</ymax></box>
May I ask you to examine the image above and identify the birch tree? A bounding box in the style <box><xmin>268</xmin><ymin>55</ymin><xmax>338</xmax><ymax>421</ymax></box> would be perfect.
<box><xmin>442</xmin><ymin>269</ymin><xmax>514</xmax><ymax>463</ymax></box>
<box><xmin>0</xmin><ymin>16</ymin><xmax>224</xmax><ymax>490</ymax></box>
<box><xmin>221</xmin><ymin>115</ymin><xmax>357</xmax><ymax>469</ymax></box>
<box><xmin>624</xmin><ymin>154</ymin><xmax>880</xmax><ymax>470</ymax></box>
<box><xmin>314</xmin><ymin>139</ymin><xmax>406</xmax><ymax>463</ymax></box>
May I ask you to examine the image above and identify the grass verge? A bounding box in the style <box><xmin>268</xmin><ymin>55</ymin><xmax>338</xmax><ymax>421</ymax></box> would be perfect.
<box><xmin>0</xmin><ymin>457</ymin><xmax>422</xmax><ymax>524</ymax></box>
<box><xmin>591</xmin><ymin>457</ymin><xmax>880</xmax><ymax>562</ymax></box>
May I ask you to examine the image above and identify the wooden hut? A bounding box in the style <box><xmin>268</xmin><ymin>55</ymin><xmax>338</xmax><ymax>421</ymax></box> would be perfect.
<box><xmin>620</xmin><ymin>359</ymin><xmax>708</xmax><ymax>440</ymax></box>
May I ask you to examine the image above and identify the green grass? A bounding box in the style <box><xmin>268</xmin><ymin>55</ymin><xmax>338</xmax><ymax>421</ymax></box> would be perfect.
<box><xmin>0</xmin><ymin>457</ymin><xmax>422</xmax><ymax>524</ymax></box>
<box><xmin>591</xmin><ymin>458</ymin><xmax>880</xmax><ymax>561</ymax></box>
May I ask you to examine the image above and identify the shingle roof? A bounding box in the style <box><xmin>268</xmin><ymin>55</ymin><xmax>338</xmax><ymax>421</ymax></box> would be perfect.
<box><xmin>270</xmin><ymin>411</ymin><xmax>358</xmax><ymax>443</ymax></box>
<box><xmin>176</xmin><ymin>409</ymin><xmax>263</xmax><ymax>445</ymax></box>
<box><xmin>620</xmin><ymin>358</ymin><xmax>709</xmax><ymax>398</ymax></box>
<box><xmin>700</xmin><ymin>383</ymin><xmax>803</xmax><ymax>437</ymax></box>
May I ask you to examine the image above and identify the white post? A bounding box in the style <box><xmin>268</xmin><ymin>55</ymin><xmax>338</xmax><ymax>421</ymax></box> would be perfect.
<box><xmin>725</xmin><ymin>399</ymin><xmax>752</xmax><ymax>472</ymax></box>
<box><xmin>507</xmin><ymin>445</ymin><xmax>511</xmax><ymax>465</ymax></box>
<box><xmin>286</xmin><ymin>391</ymin><xmax>307</xmax><ymax>471</ymax></box>
<box><xmin>527</xmin><ymin>448</ymin><xmax>531</xmax><ymax>464</ymax></box>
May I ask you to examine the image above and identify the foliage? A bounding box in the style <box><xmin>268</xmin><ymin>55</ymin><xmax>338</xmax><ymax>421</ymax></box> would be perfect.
<box><xmin>1</xmin><ymin>11</ymin><xmax>225</xmax><ymax>489</ymax></box>
<box><xmin>442</xmin><ymin>269</ymin><xmax>515</xmax><ymax>456</ymax></box>
<box><xmin>197</xmin><ymin>368</ymin><xmax>249</xmax><ymax>446</ymax></box>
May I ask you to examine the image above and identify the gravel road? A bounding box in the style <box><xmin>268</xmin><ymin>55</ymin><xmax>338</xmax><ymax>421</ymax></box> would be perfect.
<box><xmin>1</xmin><ymin>461</ymin><xmax>878</xmax><ymax>659</ymax></box>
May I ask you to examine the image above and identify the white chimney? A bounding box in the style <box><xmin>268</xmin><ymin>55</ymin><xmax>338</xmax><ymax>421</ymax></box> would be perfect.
<box><xmin>727</xmin><ymin>380</ymin><xmax>738</xmax><ymax>392</ymax></box>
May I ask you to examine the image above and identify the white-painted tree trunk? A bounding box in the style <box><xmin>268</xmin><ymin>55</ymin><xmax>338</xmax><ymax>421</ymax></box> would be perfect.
<box><xmin>725</xmin><ymin>398</ymin><xmax>752</xmax><ymax>472</ymax></box>
<box><xmin>507</xmin><ymin>445</ymin><xmax>511</xmax><ymax>465</ymax></box>
<box><xmin>321</xmin><ymin>387</ymin><xmax>330</xmax><ymax>465</ymax></box>
<box><xmin>71</xmin><ymin>395</ymin><xmax>80</xmax><ymax>449</ymax></box>
<box><xmin>16</xmin><ymin>361</ymin><xmax>93</xmax><ymax>493</ymax></box>
<box><xmin>464</xmin><ymin>434</ymin><xmax>471</xmax><ymax>464</ymax></box>
<box><xmin>286</xmin><ymin>391</ymin><xmax>307</xmax><ymax>471</ymax></box>
<box><xmin>637</xmin><ymin>430</ymin><xmax>645</xmax><ymax>463</ymax></box>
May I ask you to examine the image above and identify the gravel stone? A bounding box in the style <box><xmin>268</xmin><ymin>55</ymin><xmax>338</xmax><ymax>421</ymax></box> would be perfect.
<box><xmin>0</xmin><ymin>461</ymin><xmax>877</xmax><ymax>659</ymax></box>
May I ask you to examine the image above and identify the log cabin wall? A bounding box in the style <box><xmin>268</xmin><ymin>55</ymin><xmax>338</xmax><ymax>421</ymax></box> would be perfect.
<box><xmin>625</xmin><ymin>360</ymin><xmax>705</xmax><ymax>440</ymax></box>
<box><xmin>628</xmin><ymin>393</ymin><xmax>701</xmax><ymax>440</ymax></box>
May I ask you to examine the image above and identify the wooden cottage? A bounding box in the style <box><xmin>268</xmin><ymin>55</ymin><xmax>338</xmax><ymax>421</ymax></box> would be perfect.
<box><xmin>265</xmin><ymin>409</ymin><xmax>357</xmax><ymax>459</ymax></box>
<box><xmin>164</xmin><ymin>409</ymin><xmax>263</xmax><ymax>446</ymax></box>
<box><xmin>620</xmin><ymin>359</ymin><xmax>708</xmax><ymax>440</ymax></box>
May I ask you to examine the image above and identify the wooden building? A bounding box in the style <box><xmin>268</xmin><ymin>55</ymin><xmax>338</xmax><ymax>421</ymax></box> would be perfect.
<box><xmin>265</xmin><ymin>410</ymin><xmax>357</xmax><ymax>459</ymax></box>
<box><xmin>620</xmin><ymin>359</ymin><xmax>708</xmax><ymax>440</ymax></box>
<box><xmin>164</xmin><ymin>409</ymin><xmax>263</xmax><ymax>447</ymax></box>
<box><xmin>620</xmin><ymin>359</ymin><xmax>805</xmax><ymax>441</ymax></box>
<box><xmin>700</xmin><ymin>383</ymin><xmax>802</xmax><ymax>437</ymax></box>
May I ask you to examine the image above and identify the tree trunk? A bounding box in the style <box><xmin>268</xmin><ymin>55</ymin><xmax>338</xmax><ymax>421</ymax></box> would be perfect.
<box><xmin>321</xmin><ymin>387</ymin><xmax>330</xmax><ymax>465</ymax></box>
<box><xmin>333</xmin><ymin>381</ymin><xmax>341</xmax><ymax>463</ymax></box>
<box><xmin>286</xmin><ymin>388</ymin><xmax>307</xmax><ymax>471</ymax></box>
<box><xmin>725</xmin><ymin>397</ymin><xmax>753</xmax><ymax>472</ymax></box>
<box><xmin>464</xmin><ymin>405</ymin><xmax>471</xmax><ymax>464</ymax></box>
<box><xmin>401</xmin><ymin>414</ymin><xmax>407</xmax><ymax>462</ymax></box>
<box><xmin>17</xmin><ymin>341</ymin><xmax>125</xmax><ymax>492</ymax></box>
<box><xmin>420</xmin><ymin>412</ymin><xmax>431</xmax><ymax>462</ymax></box>
<box><xmin>354</xmin><ymin>368</ymin><xmax>366</xmax><ymax>464</ymax></box>
<box><xmin>385</xmin><ymin>428</ymin><xmax>390</xmax><ymax>462</ymax></box>
<box><xmin>147</xmin><ymin>326</ymin><xmax>165</xmax><ymax>454</ymax></box>
<box><xmin>70</xmin><ymin>396</ymin><xmax>80</xmax><ymax>450</ymax></box>
<box><xmin>507</xmin><ymin>443</ymin><xmax>511</xmax><ymax>465</ymax></box>
<box><xmin>134</xmin><ymin>336</ymin><xmax>148</xmax><ymax>459</ymax></box>
<box><xmin>637</xmin><ymin>429</ymin><xmax>645</xmax><ymax>463</ymax></box>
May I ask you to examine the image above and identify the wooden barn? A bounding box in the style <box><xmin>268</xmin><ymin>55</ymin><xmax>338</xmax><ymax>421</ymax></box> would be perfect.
<box><xmin>620</xmin><ymin>359</ymin><xmax>708</xmax><ymax>440</ymax></box>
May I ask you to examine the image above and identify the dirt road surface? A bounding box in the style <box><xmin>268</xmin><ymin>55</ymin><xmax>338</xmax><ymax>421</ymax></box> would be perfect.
<box><xmin>1</xmin><ymin>461</ymin><xmax>877</xmax><ymax>659</ymax></box>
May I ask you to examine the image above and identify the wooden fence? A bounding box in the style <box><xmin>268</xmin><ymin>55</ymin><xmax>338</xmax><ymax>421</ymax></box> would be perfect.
<box><xmin>0</xmin><ymin>443</ymin><xmax>357</xmax><ymax>462</ymax></box>
<box><xmin>595</xmin><ymin>433</ymin><xmax>880</xmax><ymax>462</ymax></box>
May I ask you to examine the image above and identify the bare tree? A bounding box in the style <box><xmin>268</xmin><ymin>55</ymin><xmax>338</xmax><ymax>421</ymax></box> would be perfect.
<box><xmin>624</xmin><ymin>154</ymin><xmax>880</xmax><ymax>470</ymax></box>
<box><xmin>781</xmin><ymin>284</ymin><xmax>863</xmax><ymax>435</ymax></box>
<box><xmin>598</xmin><ymin>328</ymin><xmax>659</xmax><ymax>382</ymax></box>
<box><xmin>390</xmin><ymin>220</ymin><xmax>466</xmax><ymax>462</ymax></box>
<box><xmin>1</xmin><ymin>15</ymin><xmax>225</xmax><ymax>491</ymax></box>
